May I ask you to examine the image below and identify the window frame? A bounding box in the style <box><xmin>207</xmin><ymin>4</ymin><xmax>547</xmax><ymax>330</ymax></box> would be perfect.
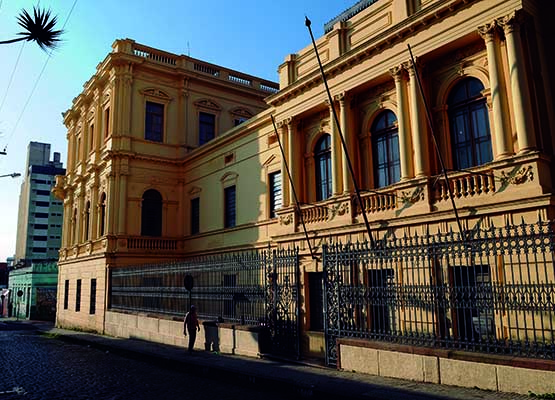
<box><xmin>190</xmin><ymin>197</ymin><xmax>200</xmax><ymax>235</ymax></box>
<box><xmin>448</xmin><ymin>78</ymin><xmax>493</xmax><ymax>170</ymax></box>
<box><xmin>199</xmin><ymin>111</ymin><xmax>216</xmax><ymax>146</ymax></box>
<box><xmin>371</xmin><ymin>110</ymin><xmax>401</xmax><ymax>189</ymax></box>
<box><xmin>268</xmin><ymin>171</ymin><xmax>282</xmax><ymax>219</ymax></box>
<box><xmin>314</xmin><ymin>134</ymin><xmax>332</xmax><ymax>201</ymax></box>
<box><xmin>224</xmin><ymin>185</ymin><xmax>236</xmax><ymax>229</ymax></box>
<box><xmin>144</xmin><ymin>101</ymin><xmax>165</xmax><ymax>142</ymax></box>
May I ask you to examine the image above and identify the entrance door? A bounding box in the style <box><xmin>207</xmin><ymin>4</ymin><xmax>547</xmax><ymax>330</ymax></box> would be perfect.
<box><xmin>451</xmin><ymin>264</ymin><xmax>494</xmax><ymax>344</ymax></box>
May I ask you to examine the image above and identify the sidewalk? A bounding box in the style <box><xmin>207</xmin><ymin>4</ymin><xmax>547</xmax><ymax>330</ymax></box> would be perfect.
<box><xmin>14</xmin><ymin>320</ymin><xmax>528</xmax><ymax>400</ymax></box>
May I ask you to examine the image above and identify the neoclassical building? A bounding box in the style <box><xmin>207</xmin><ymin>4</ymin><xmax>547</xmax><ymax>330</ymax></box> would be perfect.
<box><xmin>54</xmin><ymin>0</ymin><xmax>554</xmax><ymax>393</ymax></box>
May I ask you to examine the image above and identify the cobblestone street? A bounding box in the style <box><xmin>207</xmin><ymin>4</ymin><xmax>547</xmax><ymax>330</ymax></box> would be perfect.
<box><xmin>0</xmin><ymin>322</ymin><xmax>283</xmax><ymax>400</ymax></box>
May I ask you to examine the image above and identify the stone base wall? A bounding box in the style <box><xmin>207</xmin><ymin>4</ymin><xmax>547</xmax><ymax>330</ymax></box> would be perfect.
<box><xmin>338</xmin><ymin>339</ymin><xmax>555</xmax><ymax>395</ymax></box>
<box><xmin>104</xmin><ymin>311</ymin><xmax>269</xmax><ymax>357</ymax></box>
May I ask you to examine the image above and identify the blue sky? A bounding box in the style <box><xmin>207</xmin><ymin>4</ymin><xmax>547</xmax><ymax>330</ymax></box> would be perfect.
<box><xmin>0</xmin><ymin>0</ymin><xmax>358</xmax><ymax>261</ymax></box>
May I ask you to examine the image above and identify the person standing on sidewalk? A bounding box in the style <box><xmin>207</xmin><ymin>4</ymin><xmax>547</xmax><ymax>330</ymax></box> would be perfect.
<box><xmin>184</xmin><ymin>305</ymin><xmax>200</xmax><ymax>353</ymax></box>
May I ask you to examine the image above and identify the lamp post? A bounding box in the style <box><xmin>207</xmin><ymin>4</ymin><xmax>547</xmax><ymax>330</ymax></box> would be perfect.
<box><xmin>0</xmin><ymin>173</ymin><xmax>21</xmax><ymax>178</ymax></box>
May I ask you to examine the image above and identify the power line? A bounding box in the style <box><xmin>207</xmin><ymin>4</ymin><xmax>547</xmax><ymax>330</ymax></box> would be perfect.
<box><xmin>0</xmin><ymin>42</ymin><xmax>26</xmax><ymax>115</ymax></box>
<box><xmin>1</xmin><ymin>0</ymin><xmax>79</xmax><ymax>152</ymax></box>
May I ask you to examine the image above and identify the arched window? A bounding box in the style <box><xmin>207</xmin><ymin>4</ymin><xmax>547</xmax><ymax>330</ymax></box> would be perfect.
<box><xmin>141</xmin><ymin>189</ymin><xmax>163</xmax><ymax>236</ymax></box>
<box><xmin>315</xmin><ymin>134</ymin><xmax>332</xmax><ymax>201</ymax></box>
<box><xmin>99</xmin><ymin>193</ymin><xmax>106</xmax><ymax>237</ymax></box>
<box><xmin>84</xmin><ymin>201</ymin><xmax>91</xmax><ymax>241</ymax></box>
<box><xmin>448</xmin><ymin>78</ymin><xmax>492</xmax><ymax>169</ymax></box>
<box><xmin>372</xmin><ymin>110</ymin><xmax>400</xmax><ymax>188</ymax></box>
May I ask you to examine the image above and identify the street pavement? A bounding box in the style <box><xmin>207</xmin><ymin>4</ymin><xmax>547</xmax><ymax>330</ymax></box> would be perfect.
<box><xmin>0</xmin><ymin>319</ymin><xmax>529</xmax><ymax>399</ymax></box>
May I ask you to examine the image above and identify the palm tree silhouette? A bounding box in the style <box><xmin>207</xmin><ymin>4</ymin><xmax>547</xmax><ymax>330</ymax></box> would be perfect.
<box><xmin>0</xmin><ymin>7</ymin><xmax>63</xmax><ymax>51</ymax></box>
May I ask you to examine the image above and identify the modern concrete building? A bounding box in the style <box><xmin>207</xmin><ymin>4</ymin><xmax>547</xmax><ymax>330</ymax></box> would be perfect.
<box><xmin>54</xmin><ymin>0</ymin><xmax>554</xmax><ymax>394</ymax></box>
<box><xmin>15</xmin><ymin>142</ymin><xmax>66</xmax><ymax>264</ymax></box>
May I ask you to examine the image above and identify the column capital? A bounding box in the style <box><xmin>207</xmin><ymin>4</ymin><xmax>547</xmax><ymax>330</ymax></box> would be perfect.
<box><xmin>404</xmin><ymin>58</ymin><xmax>422</xmax><ymax>76</ymax></box>
<box><xmin>334</xmin><ymin>91</ymin><xmax>349</xmax><ymax>104</ymax></box>
<box><xmin>277</xmin><ymin>117</ymin><xmax>293</xmax><ymax>129</ymax></box>
<box><xmin>389</xmin><ymin>65</ymin><xmax>407</xmax><ymax>82</ymax></box>
<box><xmin>478</xmin><ymin>21</ymin><xmax>499</xmax><ymax>42</ymax></box>
<box><xmin>499</xmin><ymin>12</ymin><xmax>523</xmax><ymax>35</ymax></box>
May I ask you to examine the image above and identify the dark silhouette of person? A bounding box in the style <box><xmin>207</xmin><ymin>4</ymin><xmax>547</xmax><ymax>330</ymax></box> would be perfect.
<box><xmin>184</xmin><ymin>305</ymin><xmax>200</xmax><ymax>353</ymax></box>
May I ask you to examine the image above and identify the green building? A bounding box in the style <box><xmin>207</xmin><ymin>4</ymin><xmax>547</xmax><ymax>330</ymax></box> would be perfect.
<box><xmin>8</xmin><ymin>262</ymin><xmax>58</xmax><ymax>320</ymax></box>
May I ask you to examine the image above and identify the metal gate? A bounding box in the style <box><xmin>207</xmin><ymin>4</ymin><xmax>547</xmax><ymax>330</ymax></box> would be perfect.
<box><xmin>265</xmin><ymin>247</ymin><xmax>300</xmax><ymax>359</ymax></box>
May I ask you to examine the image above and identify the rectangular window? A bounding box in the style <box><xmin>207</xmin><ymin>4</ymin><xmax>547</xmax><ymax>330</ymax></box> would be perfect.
<box><xmin>224</xmin><ymin>185</ymin><xmax>236</xmax><ymax>228</ymax></box>
<box><xmin>35</xmin><ymin>201</ymin><xmax>50</xmax><ymax>207</ymax></box>
<box><xmin>199</xmin><ymin>112</ymin><xmax>215</xmax><ymax>145</ymax></box>
<box><xmin>75</xmin><ymin>279</ymin><xmax>82</xmax><ymax>312</ymax></box>
<box><xmin>145</xmin><ymin>101</ymin><xmax>164</xmax><ymax>142</ymax></box>
<box><xmin>104</xmin><ymin>107</ymin><xmax>110</xmax><ymax>138</ymax></box>
<box><xmin>89</xmin><ymin>278</ymin><xmax>97</xmax><ymax>315</ymax></box>
<box><xmin>89</xmin><ymin>123</ymin><xmax>95</xmax><ymax>152</ymax></box>
<box><xmin>269</xmin><ymin>172</ymin><xmax>282</xmax><ymax>218</ymax></box>
<box><xmin>64</xmin><ymin>280</ymin><xmax>69</xmax><ymax>310</ymax></box>
<box><xmin>36</xmin><ymin>190</ymin><xmax>51</xmax><ymax>196</ymax></box>
<box><xmin>190</xmin><ymin>197</ymin><xmax>200</xmax><ymax>235</ymax></box>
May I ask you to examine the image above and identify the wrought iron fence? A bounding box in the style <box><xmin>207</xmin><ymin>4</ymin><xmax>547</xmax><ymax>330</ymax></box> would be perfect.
<box><xmin>110</xmin><ymin>251</ymin><xmax>269</xmax><ymax>324</ymax></box>
<box><xmin>323</xmin><ymin>220</ymin><xmax>555</xmax><ymax>365</ymax></box>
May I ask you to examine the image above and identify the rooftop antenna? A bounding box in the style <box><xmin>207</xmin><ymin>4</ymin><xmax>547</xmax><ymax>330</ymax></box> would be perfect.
<box><xmin>187</xmin><ymin>41</ymin><xmax>190</xmax><ymax>57</ymax></box>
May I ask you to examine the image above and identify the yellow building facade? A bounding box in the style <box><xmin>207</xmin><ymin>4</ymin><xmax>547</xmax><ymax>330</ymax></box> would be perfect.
<box><xmin>54</xmin><ymin>0</ymin><xmax>555</xmax><ymax>393</ymax></box>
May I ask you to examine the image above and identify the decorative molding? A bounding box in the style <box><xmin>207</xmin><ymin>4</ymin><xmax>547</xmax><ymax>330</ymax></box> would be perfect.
<box><xmin>229</xmin><ymin>107</ymin><xmax>253</xmax><ymax>118</ymax></box>
<box><xmin>262</xmin><ymin>154</ymin><xmax>277</xmax><ymax>168</ymax></box>
<box><xmin>140</xmin><ymin>88</ymin><xmax>172</xmax><ymax>101</ymax></box>
<box><xmin>330</xmin><ymin>202</ymin><xmax>349</xmax><ymax>220</ymax></box>
<box><xmin>193</xmin><ymin>98</ymin><xmax>221</xmax><ymax>111</ymax></box>
<box><xmin>501</xmin><ymin>165</ymin><xmax>534</xmax><ymax>185</ymax></box>
<box><xmin>220</xmin><ymin>171</ymin><xmax>238</xmax><ymax>185</ymax></box>
<box><xmin>188</xmin><ymin>186</ymin><xmax>202</xmax><ymax>196</ymax></box>
<box><xmin>279</xmin><ymin>213</ymin><xmax>293</xmax><ymax>226</ymax></box>
<box><xmin>477</xmin><ymin>21</ymin><xmax>498</xmax><ymax>42</ymax></box>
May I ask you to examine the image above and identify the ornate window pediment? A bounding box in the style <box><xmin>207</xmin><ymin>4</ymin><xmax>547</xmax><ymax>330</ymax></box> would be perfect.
<box><xmin>194</xmin><ymin>98</ymin><xmax>221</xmax><ymax>111</ymax></box>
<box><xmin>140</xmin><ymin>88</ymin><xmax>172</xmax><ymax>101</ymax></box>
<box><xmin>220</xmin><ymin>171</ymin><xmax>238</xmax><ymax>186</ymax></box>
<box><xmin>230</xmin><ymin>107</ymin><xmax>253</xmax><ymax>119</ymax></box>
<box><xmin>189</xmin><ymin>186</ymin><xmax>202</xmax><ymax>196</ymax></box>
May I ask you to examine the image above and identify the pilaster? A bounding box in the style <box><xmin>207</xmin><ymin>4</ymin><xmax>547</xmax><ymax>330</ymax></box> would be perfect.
<box><xmin>478</xmin><ymin>21</ymin><xmax>512</xmax><ymax>158</ymax></box>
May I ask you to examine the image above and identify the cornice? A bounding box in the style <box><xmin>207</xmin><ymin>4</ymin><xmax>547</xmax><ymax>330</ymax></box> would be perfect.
<box><xmin>267</xmin><ymin>0</ymin><xmax>481</xmax><ymax>107</ymax></box>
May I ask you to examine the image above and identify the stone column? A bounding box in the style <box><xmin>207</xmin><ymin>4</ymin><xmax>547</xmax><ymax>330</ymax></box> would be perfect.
<box><xmin>285</xmin><ymin>118</ymin><xmax>298</xmax><ymax>204</ymax></box>
<box><xmin>327</xmin><ymin>100</ymin><xmax>341</xmax><ymax>195</ymax></box>
<box><xmin>117</xmin><ymin>158</ymin><xmax>128</xmax><ymax>235</ymax></box>
<box><xmin>77</xmin><ymin>187</ymin><xmax>85</xmax><ymax>243</ymax></box>
<box><xmin>390</xmin><ymin>65</ymin><xmax>413</xmax><ymax>180</ymax></box>
<box><xmin>279</xmin><ymin>121</ymin><xmax>290</xmax><ymax>207</ymax></box>
<box><xmin>106</xmin><ymin>172</ymin><xmax>116</xmax><ymax>235</ymax></box>
<box><xmin>407</xmin><ymin>59</ymin><xmax>428</xmax><ymax>177</ymax></box>
<box><xmin>91</xmin><ymin>173</ymin><xmax>99</xmax><ymax>240</ymax></box>
<box><xmin>336</xmin><ymin>93</ymin><xmax>353</xmax><ymax>193</ymax></box>
<box><xmin>478</xmin><ymin>22</ymin><xmax>512</xmax><ymax>158</ymax></box>
<box><xmin>500</xmin><ymin>12</ymin><xmax>536</xmax><ymax>153</ymax></box>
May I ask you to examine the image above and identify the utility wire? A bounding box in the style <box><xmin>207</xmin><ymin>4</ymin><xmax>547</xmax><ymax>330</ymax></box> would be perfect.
<box><xmin>1</xmin><ymin>0</ymin><xmax>78</xmax><ymax>152</ymax></box>
<box><xmin>0</xmin><ymin>42</ymin><xmax>26</xmax><ymax>115</ymax></box>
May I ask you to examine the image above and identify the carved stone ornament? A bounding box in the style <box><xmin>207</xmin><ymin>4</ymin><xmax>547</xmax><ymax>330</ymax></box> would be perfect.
<box><xmin>279</xmin><ymin>213</ymin><xmax>293</xmax><ymax>226</ymax></box>
<box><xmin>501</xmin><ymin>165</ymin><xmax>534</xmax><ymax>185</ymax></box>
<box><xmin>400</xmin><ymin>186</ymin><xmax>424</xmax><ymax>205</ymax></box>
<box><xmin>230</xmin><ymin>107</ymin><xmax>253</xmax><ymax>118</ymax></box>
<box><xmin>330</xmin><ymin>202</ymin><xmax>349</xmax><ymax>220</ymax></box>
<box><xmin>194</xmin><ymin>98</ymin><xmax>221</xmax><ymax>111</ymax></box>
<box><xmin>140</xmin><ymin>88</ymin><xmax>171</xmax><ymax>101</ymax></box>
